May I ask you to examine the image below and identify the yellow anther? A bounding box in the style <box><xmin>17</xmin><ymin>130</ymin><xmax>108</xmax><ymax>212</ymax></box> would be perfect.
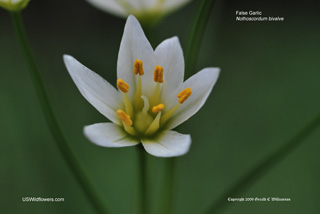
<box><xmin>116</xmin><ymin>110</ymin><xmax>132</xmax><ymax>127</ymax></box>
<box><xmin>117</xmin><ymin>79</ymin><xmax>129</xmax><ymax>93</ymax></box>
<box><xmin>177</xmin><ymin>88</ymin><xmax>192</xmax><ymax>104</ymax></box>
<box><xmin>133</xmin><ymin>59</ymin><xmax>144</xmax><ymax>75</ymax></box>
<box><xmin>152</xmin><ymin>104</ymin><xmax>165</xmax><ymax>113</ymax></box>
<box><xmin>153</xmin><ymin>65</ymin><xmax>164</xmax><ymax>83</ymax></box>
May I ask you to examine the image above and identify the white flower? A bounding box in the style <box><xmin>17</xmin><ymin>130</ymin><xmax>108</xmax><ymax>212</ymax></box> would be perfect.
<box><xmin>63</xmin><ymin>15</ymin><xmax>219</xmax><ymax>157</ymax></box>
<box><xmin>87</xmin><ymin>0</ymin><xmax>192</xmax><ymax>24</ymax></box>
<box><xmin>0</xmin><ymin>0</ymin><xmax>29</xmax><ymax>11</ymax></box>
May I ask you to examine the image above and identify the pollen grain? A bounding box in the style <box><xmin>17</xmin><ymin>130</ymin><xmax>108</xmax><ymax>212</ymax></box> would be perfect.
<box><xmin>152</xmin><ymin>104</ymin><xmax>165</xmax><ymax>113</ymax></box>
<box><xmin>133</xmin><ymin>59</ymin><xmax>144</xmax><ymax>75</ymax></box>
<box><xmin>116</xmin><ymin>110</ymin><xmax>132</xmax><ymax>127</ymax></box>
<box><xmin>153</xmin><ymin>65</ymin><xmax>164</xmax><ymax>83</ymax></box>
<box><xmin>177</xmin><ymin>88</ymin><xmax>192</xmax><ymax>104</ymax></box>
<box><xmin>117</xmin><ymin>79</ymin><xmax>129</xmax><ymax>93</ymax></box>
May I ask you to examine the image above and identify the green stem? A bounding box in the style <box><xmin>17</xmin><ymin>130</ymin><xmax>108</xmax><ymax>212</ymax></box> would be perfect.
<box><xmin>204</xmin><ymin>112</ymin><xmax>320</xmax><ymax>213</ymax></box>
<box><xmin>137</xmin><ymin>145</ymin><xmax>148</xmax><ymax>214</ymax></box>
<box><xmin>160</xmin><ymin>158</ymin><xmax>175</xmax><ymax>214</ymax></box>
<box><xmin>185</xmin><ymin>0</ymin><xmax>216</xmax><ymax>77</ymax></box>
<box><xmin>10</xmin><ymin>11</ymin><xmax>109</xmax><ymax>214</ymax></box>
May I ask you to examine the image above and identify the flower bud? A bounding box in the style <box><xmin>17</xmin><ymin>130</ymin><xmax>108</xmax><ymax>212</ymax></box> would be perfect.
<box><xmin>87</xmin><ymin>0</ymin><xmax>192</xmax><ymax>25</ymax></box>
<box><xmin>0</xmin><ymin>0</ymin><xmax>30</xmax><ymax>12</ymax></box>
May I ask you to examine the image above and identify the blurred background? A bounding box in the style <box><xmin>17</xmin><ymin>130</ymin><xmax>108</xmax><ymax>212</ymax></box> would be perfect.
<box><xmin>1</xmin><ymin>0</ymin><xmax>320</xmax><ymax>213</ymax></box>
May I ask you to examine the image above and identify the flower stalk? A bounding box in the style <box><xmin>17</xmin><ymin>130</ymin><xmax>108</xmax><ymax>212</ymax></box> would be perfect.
<box><xmin>204</xmin><ymin>112</ymin><xmax>320</xmax><ymax>213</ymax></box>
<box><xmin>137</xmin><ymin>145</ymin><xmax>148</xmax><ymax>214</ymax></box>
<box><xmin>186</xmin><ymin>0</ymin><xmax>217</xmax><ymax>77</ymax></box>
<box><xmin>156</xmin><ymin>0</ymin><xmax>218</xmax><ymax>212</ymax></box>
<box><xmin>159</xmin><ymin>158</ymin><xmax>175</xmax><ymax>214</ymax></box>
<box><xmin>10</xmin><ymin>11</ymin><xmax>109</xmax><ymax>214</ymax></box>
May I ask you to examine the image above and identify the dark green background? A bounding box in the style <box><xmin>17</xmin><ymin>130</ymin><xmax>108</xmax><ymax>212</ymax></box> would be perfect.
<box><xmin>1</xmin><ymin>0</ymin><xmax>319</xmax><ymax>213</ymax></box>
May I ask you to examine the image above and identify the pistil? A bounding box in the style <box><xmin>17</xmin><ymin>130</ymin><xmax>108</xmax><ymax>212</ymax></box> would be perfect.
<box><xmin>145</xmin><ymin>112</ymin><xmax>162</xmax><ymax>135</ymax></box>
<box><xmin>134</xmin><ymin>96</ymin><xmax>153</xmax><ymax>134</ymax></box>
<box><xmin>145</xmin><ymin>103</ymin><xmax>165</xmax><ymax>135</ymax></box>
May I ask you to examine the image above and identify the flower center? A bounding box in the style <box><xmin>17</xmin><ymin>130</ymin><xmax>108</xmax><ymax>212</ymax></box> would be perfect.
<box><xmin>116</xmin><ymin>59</ymin><xmax>192</xmax><ymax>137</ymax></box>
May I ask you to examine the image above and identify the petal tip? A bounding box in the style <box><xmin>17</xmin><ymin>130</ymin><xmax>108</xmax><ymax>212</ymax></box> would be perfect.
<box><xmin>170</xmin><ymin>36</ymin><xmax>179</xmax><ymax>42</ymax></box>
<box><xmin>141</xmin><ymin>132</ymin><xmax>192</xmax><ymax>158</ymax></box>
<box><xmin>211</xmin><ymin>67</ymin><xmax>221</xmax><ymax>78</ymax></box>
<box><xmin>83</xmin><ymin>123</ymin><xmax>139</xmax><ymax>148</ymax></box>
<box><xmin>127</xmin><ymin>14</ymin><xmax>139</xmax><ymax>24</ymax></box>
<box><xmin>63</xmin><ymin>54</ymin><xmax>74</xmax><ymax>65</ymax></box>
<box><xmin>203</xmin><ymin>67</ymin><xmax>221</xmax><ymax>80</ymax></box>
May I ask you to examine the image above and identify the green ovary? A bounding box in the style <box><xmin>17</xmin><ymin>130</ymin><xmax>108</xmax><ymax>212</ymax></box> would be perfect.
<box><xmin>134</xmin><ymin>111</ymin><xmax>154</xmax><ymax>134</ymax></box>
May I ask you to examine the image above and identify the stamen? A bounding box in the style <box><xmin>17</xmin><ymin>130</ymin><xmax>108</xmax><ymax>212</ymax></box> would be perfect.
<box><xmin>153</xmin><ymin>65</ymin><xmax>164</xmax><ymax>83</ymax></box>
<box><xmin>117</xmin><ymin>79</ymin><xmax>133</xmax><ymax>117</ymax></box>
<box><xmin>134</xmin><ymin>75</ymin><xmax>143</xmax><ymax>110</ymax></box>
<box><xmin>150</xmin><ymin>65</ymin><xmax>164</xmax><ymax>107</ymax></box>
<box><xmin>116</xmin><ymin>110</ymin><xmax>132</xmax><ymax>127</ymax></box>
<box><xmin>146</xmin><ymin>104</ymin><xmax>165</xmax><ymax>135</ymax></box>
<box><xmin>133</xmin><ymin>59</ymin><xmax>144</xmax><ymax>76</ymax></box>
<box><xmin>177</xmin><ymin>88</ymin><xmax>192</xmax><ymax>104</ymax></box>
<box><xmin>150</xmin><ymin>83</ymin><xmax>160</xmax><ymax>108</ymax></box>
<box><xmin>141</xmin><ymin>95</ymin><xmax>150</xmax><ymax>114</ymax></box>
<box><xmin>133</xmin><ymin>60</ymin><xmax>144</xmax><ymax>110</ymax></box>
<box><xmin>117</xmin><ymin>79</ymin><xmax>129</xmax><ymax>93</ymax></box>
<box><xmin>160</xmin><ymin>103</ymin><xmax>180</xmax><ymax>126</ymax></box>
<box><xmin>160</xmin><ymin>88</ymin><xmax>192</xmax><ymax>125</ymax></box>
<box><xmin>152</xmin><ymin>104</ymin><xmax>165</xmax><ymax>113</ymax></box>
<box><xmin>116</xmin><ymin>110</ymin><xmax>137</xmax><ymax>136</ymax></box>
<box><xmin>145</xmin><ymin>112</ymin><xmax>162</xmax><ymax>136</ymax></box>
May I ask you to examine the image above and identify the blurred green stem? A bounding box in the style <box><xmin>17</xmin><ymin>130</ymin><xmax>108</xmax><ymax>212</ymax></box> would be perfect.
<box><xmin>137</xmin><ymin>145</ymin><xmax>148</xmax><ymax>214</ymax></box>
<box><xmin>10</xmin><ymin>11</ymin><xmax>109</xmax><ymax>214</ymax></box>
<box><xmin>159</xmin><ymin>158</ymin><xmax>175</xmax><ymax>214</ymax></box>
<box><xmin>204</xmin><ymin>112</ymin><xmax>320</xmax><ymax>213</ymax></box>
<box><xmin>143</xmin><ymin>22</ymin><xmax>176</xmax><ymax>213</ymax></box>
<box><xmin>186</xmin><ymin>0</ymin><xmax>216</xmax><ymax>77</ymax></box>
<box><xmin>156</xmin><ymin>0</ymin><xmax>217</xmax><ymax>212</ymax></box>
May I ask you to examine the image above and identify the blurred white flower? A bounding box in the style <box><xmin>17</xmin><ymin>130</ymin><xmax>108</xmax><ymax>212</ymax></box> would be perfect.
<box><xmin>0</xmin><ymin>0</ymin><xmax>29</xmax><ymax>11</ymax></box>
<box><xmin>87</xmin><ymin>0</ymin><xmax>192</xmax><ymax>24</ymax></box>
<box><xmin>64</xmin><ymin>15</ymin><xmax>219</xmax><ymax>157</ymax></box>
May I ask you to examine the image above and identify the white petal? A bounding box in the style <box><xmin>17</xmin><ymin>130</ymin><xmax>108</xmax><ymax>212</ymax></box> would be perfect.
<box><xmin>63</xmin><ymin>55</ymin><xmax>122</xmax><ymax>125</ymax></box>
<box><xmin>141</xmin><ymin>130</ymin><xmax>191</xmax><ymax>157</ymax></box>
<box><xmin>117</xmin><ymin>15</ymin><xmax>155</xmax><ymax>99</ymax></box>
<box><xmin>166</xmin><ymin>68</ymin><xmax>220</xmax><ymax>129</ymax></box>
<box><xmin>84</xmin><ymin>123</ymin><xmax>139</xmax><ymax>147</ymax></box>
<box><xmin>86</xmin><ymin>0</ymin><xmax>128</xmax><ymax>18</ymax></box>
<box><xmin>154</xmin><ymin>37</ymin><xmax>184</xmax><ymax>109</ymax></box>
